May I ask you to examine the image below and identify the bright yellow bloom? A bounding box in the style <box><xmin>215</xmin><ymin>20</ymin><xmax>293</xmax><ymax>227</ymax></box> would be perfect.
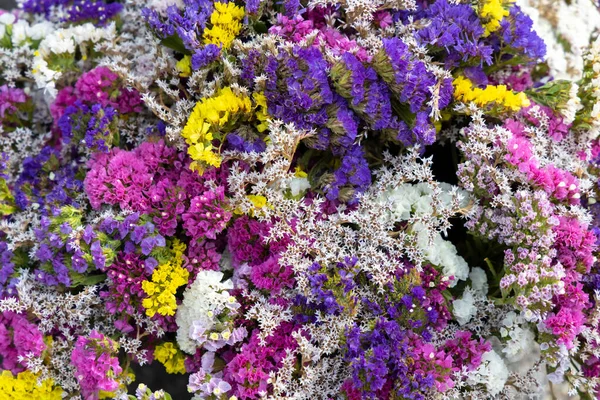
<box><xmin>182</xmin><ymin>87</ymin><xmax>252</xmax><ymax>174</ymax></box>
<box><xmin>154</xmin><ymin>342</ymin><xmax>186</xmax><ymax>374</ymax></box>
<box><xmin>479</xmin><ymin>0</ymin><xmax>512</xmax><ymax>36</ymax></box>
<box><xmin>247</xmin><ymin>194</ymin><xmax>267</xmax><ymax>208</ymax></box>
<box><xmin>253</xmin><ymin>92</ymin><xmax>270</xmax><ymax>132</ymax></box>
<box><xmin>176</xmin><ymin>55</ymin><xmax>192</xmax><ymax>77</ymax></box>
<box><xmin>0</xmin><ymin>370</ymin><xmax>63</xmax><ymax>400</ymax></box>
<box><xmin>452</xmin><ymin>76</ymin><xmax>530</xmax><ymax>112</ymax></box>
<box><xmin>142</xmin><ymin>239</ymin><xmax>189</xmax><ymax>317</ymax></box>
<box><xmin>203</xmin><ymin>2</ymin><xmax>245</xmax><ymax>49</ymax></box>
<box><xmin>294</xmin><ymin>167</ymin><xmax>308</xmax><ymax>178</ymax></box>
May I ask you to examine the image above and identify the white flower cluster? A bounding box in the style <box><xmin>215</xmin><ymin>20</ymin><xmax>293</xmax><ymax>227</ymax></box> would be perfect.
<box><xmin>0</xmin><ymin>14</ymin><xmax>53</xmax><ymax>47</ymax></box>
<box><xmin>176</xmin><ymin>270</ymin><xmax>241</xmax><ymax>354</ymax></box>
<box><xmin>377</xmin><ymin>182</ymin><xmax>471</xmax><ymax>285</ymax></box>
<box><xmin>32</xmin><ymin>22</ymin><xmax>116</xmax><ymax>96</ymax></box>
<box><xmin>500</xmin><ymin>311</ymin><xmax>537</xmax><ymax>364</ymax></box>
<box><xmin>467</xmin><ymin>349</ymin><xmax>509</xmax><ymax>396</ymax></box>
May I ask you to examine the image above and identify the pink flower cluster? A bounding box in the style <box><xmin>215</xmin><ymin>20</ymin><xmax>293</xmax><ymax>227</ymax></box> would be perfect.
<box><xmin>71</xmin><ymin>330</ymin><xmax>122</xmax><ymax>400</ymax></box>
<box><xmin>269</xmin><ymin>11</ymin><xmax>371</xmax><ymax>62</ymax></box>
<box><xmin>0</xmin><ymin>85</ymin><xmax>27</xmax><ymax>119</ymax></box>
<box><xmin>50</xmin><ymin>67</ymin><xmax>142</xmax><ymax>124</ymax></box>
<box><xmin>505</xmin><ymin>125</ymin><xmax>581</xmax><ymax>204</ymax></box>
<box><xmin>0</xmin><ymin>311</ymin><xmax>45</xmax><ymax>373</ymax></box>
<box><xmin>223</xmin><ymin>322</ymin><xmax>299</xmax><ymax>399</ymax></box>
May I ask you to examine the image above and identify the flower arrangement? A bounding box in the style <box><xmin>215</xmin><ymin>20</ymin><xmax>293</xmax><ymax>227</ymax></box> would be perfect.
<box><xmin>1</xmin><ymin>0</ymin><xmax>600</xmax><ymax>399</ymax></box>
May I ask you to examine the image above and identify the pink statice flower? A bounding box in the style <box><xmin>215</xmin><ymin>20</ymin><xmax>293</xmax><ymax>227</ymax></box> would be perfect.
<box><xmin>0</xmin><ymin>85</ymin><xmax>27</xmax><ymax>119</ymax></box>
<box><xmin>182</xmin><ymin>187</ymin><xmax>231</xmax><ymax>241</ymax></box>
<box><xmin>50</xmin><ymin>87</ymin><xmax>78</xmax><ymax>122</ymax></box>
<box><xmin>71</xmin><ymin>330</ymin><xmax>122</xmax><ymax>399</ymax></box>
<box><xmin>0</xmin><ymin>311</ymin><xmax>45</xmax><ymax>373</ymax></box>
<box><xmin>545</xmin><ymin>307</ymin><xmax>586</xmax><ymax>349</ymax></box>
<box><xmin>249</xmin><ymin>255</ymin><xmax>295</xmax><ymax>293</ymax></box>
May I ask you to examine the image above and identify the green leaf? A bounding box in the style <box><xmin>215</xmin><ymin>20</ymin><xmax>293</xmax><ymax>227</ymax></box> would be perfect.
<box><xmin>70</xmin><ymin>273</ymin><xmax>107</xmax><ymax>287</ymax></box>
<box><xmin>253</xmin><ymin>21</ymin><xmax>268</xmax><ymax>34</ymax></box>
<box><xmin>160</xmin><ymin>35</ymin><xmax>191</xmax><ymax>55</ymax></box>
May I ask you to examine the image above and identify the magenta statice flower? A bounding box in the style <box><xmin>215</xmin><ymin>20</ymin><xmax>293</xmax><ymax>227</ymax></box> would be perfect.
<box><xmin>224</xmin><ymin>322</ymin><xmax>299</xmax><ymax>399</ymax></box>
<box><xmin>50</xmin><ymin>86</ymin><xmax>77</xmax><ymax>122</ymax></box>
<box><xmin>249</xmin><ymin>256</ymin><xmax>295</xmax><ymax>293</ymax></box>
<box><xmin>0</xmin><ymin>85</ymin><xmax>26</xmax><ymax>119</ymax></box>
<box><xmin>71</xmin><ymin>331</ymin><xmax>122</xmax><ymax>399</ymax></box>
<box><xmin>182</xmin><ymin>187</ymin><xmax>231</xmax><ymax>241</ymax></box>
<box><xmin>75</xmin><ymin>67</ymin><xmax>119</xmax><ymax>106</ymax></box>
<box><xmin>0</xmin><ymin>311</ymin><xmax>45</xmax><ymax>373</ymax></box>
<box><xmin>85</xmin><ymin>147</ymin><xmax>154</xmax><ymax>211</ymax></box>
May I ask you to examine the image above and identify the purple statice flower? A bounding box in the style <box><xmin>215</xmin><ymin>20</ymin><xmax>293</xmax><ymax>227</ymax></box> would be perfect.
<box><xmin>269</xmin><ymin>14</ymin><xmax>370</xmax><ymax>62</ymax></box>
<box><xmin>379</xmin><ymin>37</ymin><xmax>441</xmax><ymax>116</ymax></box>
<box><xmin>21</xmin><ymin>0</ymin><xmax>122</xmax><ymax>25</ymax></box>
<box><xmin>71</xmin><ymin>331</ymin><xmax>123</xmax><ymax>398</ymax></box>
<box><xmin>283</xmin><ymin>0</ymin><xmax>301</xmax><ymax>17</ymax></box>
<box><xmin>50</xmin><ymin>86</ymin><xmax>78</xmax><ymax>123</ymax></box>
<box><xmin>442</xmin><ymin>331</ymin><xmax>491</xmax><ymax>372</ymax></box>
<box><xmin>326</xmin><ymin>96</ymin><xmax>360</xmax><ymax>153</ymax></box>
<box><xmin>101</xmin><ymin>252</ymin><xmax>157</xmax><ymax>332</ymax></box>
<box><xmin>325</xmin><ymin>144</ymin><xmax>371</xmax><ymax>203</ymax></box>
<box><xmin>0</xmin><ymin>85</ymin><xmax>27</xmax><ymax>120</ymax></box>
<box><xmin>58</xmin><ymin>100</ymin><xmax>118</xmax><ymax>153</ymax></box>
<box><xmin>75</xmin><ymin>67</ymin><xmax>143</xmax><ymax>113</ymax></box>
<box><xmin>0</xmin><ymin>311</ymin><xmax>46</xmax><ymax>374</ymax></box>
<box><xmin>182</xmin><ymin>186</ymin><xmax>231</xmax><ymax>241</ymax></box>
<box><xmin>464</xmin><ymin>66</ymin><xmax>489</xmax><ymax>87</ymax></box>
<box><xmin>0</xmin><ymin>240</ymin><xmax>15</xmax><ymax>298</ymax></box>
<box><xmin>240</xmin><ymin>49</ymin><xmax>261</xmax><ymax>88</ymax></box>
<box><xmin>184</xmin><ymin>240</ymin><xmax>221</xmax><ymax>275</ymax></box>
<box><xmin>307</xmin><ymin>262</ymin><xmax>344</xmax><ymax>315</ymax></box>
<box><xmin>84</xmin><ymin>142</ymin><xmax>168</xmax><ymax>212</ymax></box>
<box><xmin>246</xmin><ymin>0</ymin><xmax>261</xmax><ymax>14</ymax></box>
<box><xmin>14</xmin><ymin>146</ymin><xmax>84</xmax><ymax>214</ymax></box>
<box><xmin>264</xmin><ymin>46</ymin><xmax>334</xmax><ymax>145</ymax></box>
<box><xmin>417</xmin><ymin>0</ymin><xmax>493</xmax><ymax>67</ymax></box>
<box><xmin>142</xmin><ymin>0</ymin><xmax>214</xmax><ymax>52</ymax></box>
<box><xmin>227</xmin><ymin>133</ymin><xmax>267</xmax><ymax>153</ymax></box>
<box><xmin>227</xmin><ymin>216</ymin><xmax>290</xmax><ymax>267</ymax></box>
<box><xmin>191</xmin><ymin>44</ymin><xmax>221</xmax><ymax>70</ymax></box>
<box><xmin>500</xmin><ymin>5</ymin><xmax>546</xmax><ymax>61</ymax></box>
<box><xmin>333</xmin><ymin>52</ymin><xmax>415</xmax><ymax>145</ymax></box>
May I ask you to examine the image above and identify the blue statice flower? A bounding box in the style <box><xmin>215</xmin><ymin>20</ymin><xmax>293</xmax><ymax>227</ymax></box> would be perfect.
<box><xmin>32</xmin><ymin>210</ymin><xmax>166</xmax><ymax>287</ymax></box>
<box><xmin>58</xmin><ymin>101</ymin><xmax>118</xmax><ymax>153</ymax></box>
<box><xmin>142</xmin><ymin>0</ymin><xmax>218</xmax><ymax>70</ymax></box>
<box><xmin>21</xmin><ymin>0</ymin><xmax>122</xmax><ymax>25</ymax></box>
<box><xmin>13</xmin><ymin>146</ymin><xmax>84</xmax><ymax>214</ymax></box>
<box><xmin>325</xmin><ymin>144</ymin><xmax>371</xmax><ymax>203</ymax></box>
<box><xmin>227</xmin><ymin>134</ymin><xmax>266</xmax><ymax>153</ymax></box>
<box><xmin>191</xmin><ymin>44</ymin><xmax>221</xmax><ymax>70</ymax></box>
<box><xmin>0</xmin><ymin>238</ymin><xmax>16</xmax><ymax>298</ymax></box>
<box><xmin>500</xmin><ymin>5</ymin><xmax>546</xmax><ymax>61</ymax></box>
<box><xmin>264</xmin><ymin>46</ymin><xmax>334</xmax><ymax>148</ymax></box>
<box><xmin>417</xmin><ymin>0</ymin><xmax>493</xmax><ymax>67</ymax></box>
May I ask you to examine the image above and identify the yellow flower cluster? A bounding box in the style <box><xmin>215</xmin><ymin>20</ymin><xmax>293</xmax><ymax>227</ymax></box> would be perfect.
<box><xmin>142</xmin><ymin>239</ymin><xmax>189</xmax><ymax>317</ymax></box>
<box><xmin>479</xmin><ymin>0</ymin><xmax>511</xmax><ymax>36</ymax></box>
<box><xmin>253</xmin><ymin>92</ymin><xmax>269</xmax><ymax>133</ymax></box>
<box><xmin>453</xmin><ymin>76</ymin><xmax>530</xmax><ymax>112</ymax></box>
<box><xmin>0</xmin><ymin>370</ymin><xmax>62</xmax><ymax>400</ymax></box>
<box><xmin>176</xmin><ymin>55</ymin><xmax>192</xmax><ymax>77</ymax></box>
<box><xmin>182</xmin><ymin>87</ymin><xmax>252</xmax><ymax>174</ymax></box>
<box><xmin>154</xmin><ymin>342</ymin><xmax>186</xmax><ymax>374</ymax></box>
<box><xmin>203</xmin><ymin>2</ymin><xmax>245</xmax><ymax>49</ymax></box>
